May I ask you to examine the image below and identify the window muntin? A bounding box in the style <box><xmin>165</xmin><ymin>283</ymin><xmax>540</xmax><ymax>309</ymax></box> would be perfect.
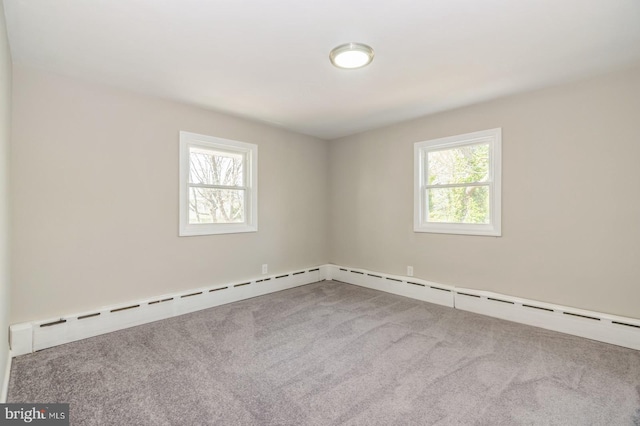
<box><xmin>414</xmin><ymin>129</ymin><xmax>501</xmax><ymax>236</ymax></box>
<box><xmin>180</xmin><ymin>132</ymin><xmax>257</xmax><ymax>236</ymax></box>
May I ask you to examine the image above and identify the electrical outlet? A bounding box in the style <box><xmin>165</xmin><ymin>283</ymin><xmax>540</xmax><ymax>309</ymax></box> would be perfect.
<box><xmin>261</xmin><ymin>264</ymin><xmax>268</xmax><ymax>275</ymax></box>
<box><xmin>407</xmin><ymin>266</ymin><xmax>414</xmax><ymax>277</ymax></box>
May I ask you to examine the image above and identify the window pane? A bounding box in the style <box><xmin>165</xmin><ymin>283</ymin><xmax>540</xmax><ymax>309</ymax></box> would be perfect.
<box><xmin>189</xmin><ymin>147</ymin><xmax>244</xmax><ymax>186</ymax></box>
<box><xmin>188</xmin><ymin>188</ymin><xmax>245</xmax><ymax>224</ymax></box>
<box><xmin>427</xmin><ymin>143</ymin><xmax>489</xmax><ymax>185</ymax></box>
<box><xmin>427</xmin><ymin>185</ymin><xmax>490</xmax><ymax>224</ymax></box>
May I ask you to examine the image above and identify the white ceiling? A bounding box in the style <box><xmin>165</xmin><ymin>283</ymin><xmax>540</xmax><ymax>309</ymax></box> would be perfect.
<box><xmin>4</xmin><ymin>0</ymin><xmax>640</xmax><ymax>140</ymax></box>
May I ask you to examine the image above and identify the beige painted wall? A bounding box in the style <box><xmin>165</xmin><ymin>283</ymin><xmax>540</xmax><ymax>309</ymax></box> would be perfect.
<box><xmin>329</xmin><ymin>63</ymin><xmax>640</xmax><ymax>319</ymax></box>
<box><xmin>0</xmin><ymin>0</ymin><xmax>12</xmax><ymax>394</ymax></box>
<box><xmin>10</xmin><ymin>66</ymin><xmax>329</xmax><ymax>323</ymax></box>
<box><xmin>8</xmin><ymin>59</ymin><xmax>640</xmax><ymax>324</ymax></box>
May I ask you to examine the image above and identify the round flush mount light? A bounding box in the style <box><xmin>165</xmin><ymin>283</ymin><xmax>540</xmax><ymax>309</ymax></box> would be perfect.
<box><xmin>329</xmin><ymin>43</ymin><xmax>374</xmax><ymax>69</ymax></box>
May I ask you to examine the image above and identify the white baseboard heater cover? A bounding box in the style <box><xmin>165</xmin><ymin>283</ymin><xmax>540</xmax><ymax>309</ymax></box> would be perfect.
<box><xmin>10</xmin><ymin>264</ymin><xmax>640</xmax><ymax>356</ymax></box>
<box><xmin>326</xmin><ymin>264</ymin><xmax>640</xmax><ymax>351</ymax></box>
<box><xmin>10</xmin><ymin>266</ymin><xmax>325</xmax><ymax>356</ymax></box>
<box><xmin>329</xmin><ymin>265</ymin><xmax>455</xmax><ymax>308</ymax></box>
<box><xmin>454</xmin><ymin>288</ymin><xmax>640</xmax><ymax>351</ymax></box>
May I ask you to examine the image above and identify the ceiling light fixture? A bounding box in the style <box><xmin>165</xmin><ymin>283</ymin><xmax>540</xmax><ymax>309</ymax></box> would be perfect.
<box><xmin>329</xmin><ymin>43</ymin><xmax>374</xmax><ymax>69</ymax></box>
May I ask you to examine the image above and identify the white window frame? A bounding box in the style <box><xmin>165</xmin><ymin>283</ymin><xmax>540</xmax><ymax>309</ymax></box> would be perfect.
<box><xmin>414</xmin><ymin>128</ymin><xmax>502</xmax><ymax>236</ymax></box>
<box><xmin>179</xmin><ymin>131</ymin><xmax>258</xmax><ymax>236</ymax></box>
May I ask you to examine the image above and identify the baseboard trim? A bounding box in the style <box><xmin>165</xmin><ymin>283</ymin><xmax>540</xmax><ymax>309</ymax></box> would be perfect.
<box><xmin>0</xmin><ymin>349</ymin><xmax>10</xmax><ymax>403</ymax></box>
<box><xmin>326</xmin><ymin>264</ymin><xmax>640</xmax><ymax>351</ymax></box>
<box><xmin>327</xmin><ymin>265</ymin><xmax>455</xmax><ymax>308</ymax></box>
<box><xmin>10</xmin><ymin>265</ymin><xmax>328</xmax><ymax>356</ymax></box>
<box><xmin>9</xmin><ymin>264</ymin><xmax>640</xmax><ymax>355</ymax></box>
<box><xmin>454</xmin><ymin>287</ymin><xmax>640</xmax><ymax>351</ymax></box>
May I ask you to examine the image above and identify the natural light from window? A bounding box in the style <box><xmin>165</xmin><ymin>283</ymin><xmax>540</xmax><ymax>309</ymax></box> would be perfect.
<box><xmin>414</xmin><ymin>128</ymin><xmax>501</xmax><ymax>236</ymax></box>
<box><xmin>179</xmin><ymin>132</ymin><xmax>257</xmax><ymax>236</ymax></box>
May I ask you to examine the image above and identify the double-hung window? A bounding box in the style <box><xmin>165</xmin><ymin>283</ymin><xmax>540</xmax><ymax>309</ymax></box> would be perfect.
<box><xmin>179</xmin><ymin>132</ymin><xmax>257</xmax><ymax>236</ymax></box>
<box><xmin>414</xmin><ymin>128</ymin><xmax>501</xmax><ymax>236</ymax></box>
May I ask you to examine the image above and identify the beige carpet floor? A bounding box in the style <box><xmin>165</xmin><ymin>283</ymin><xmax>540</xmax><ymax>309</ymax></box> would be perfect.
<box><xmin>8</xmin><ymin>280</ymin><xmax>640</xmax><ymax>425</ymax></box>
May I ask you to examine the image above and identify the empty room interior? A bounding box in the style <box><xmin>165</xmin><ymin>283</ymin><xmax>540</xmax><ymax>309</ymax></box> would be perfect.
<box><xmin>1</xmin><ymin>0</ymin><xmax>640</xmax><ymax>424</ymax></box>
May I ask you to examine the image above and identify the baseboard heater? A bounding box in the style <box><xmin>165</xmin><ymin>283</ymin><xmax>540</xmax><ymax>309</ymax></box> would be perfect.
<box><xmin>326</xmin><ymin>265</ymin><xmax>640</xmax><ymax>351</ymax></box>
<box><xmin>9</xmin><ymin>266</ymin><xmax>326</xmax><ymax>356</ymax></box>
<box><xmin>9</xmin><ymin>264</ymin><xmax>640</xmax><ymax>356</ymax></box>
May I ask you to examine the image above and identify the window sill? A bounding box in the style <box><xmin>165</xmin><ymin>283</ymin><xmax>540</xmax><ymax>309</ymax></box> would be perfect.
<box><xmin>179</xmin><ymin>223</ymin><xmax>258</xmax><ymax>237</ymax></box>
<box><xmin>414</xmin><ymin>223</ymin><xmax>501</xmax><ymax>237</ymax></box>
